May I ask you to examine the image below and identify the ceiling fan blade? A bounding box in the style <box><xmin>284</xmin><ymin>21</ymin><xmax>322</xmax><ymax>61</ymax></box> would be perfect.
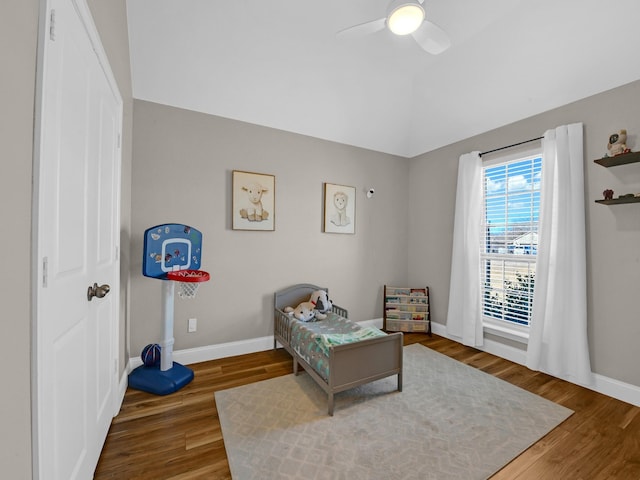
<box><xmin>337</xmin><ymin>17</ymin><xmax>386</xmax><ymax>39</ymax></box>
<box><xmin>411</xmin><ymin>20</ymin><xmax>451</xmax><ymax>54</ymax></box>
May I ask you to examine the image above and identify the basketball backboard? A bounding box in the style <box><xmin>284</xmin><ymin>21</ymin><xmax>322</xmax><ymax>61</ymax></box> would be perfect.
<box><xmin>142</xmin><ymin>224</ymin><xmax>202</xmax><ymax>279</ymax></box>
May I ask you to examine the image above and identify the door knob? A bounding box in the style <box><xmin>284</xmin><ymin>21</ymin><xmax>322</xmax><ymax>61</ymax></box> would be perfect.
<box><xmin>87</xmin><ymin>283</ymin><xmax>110</xmax><ymax>301</ymax></box>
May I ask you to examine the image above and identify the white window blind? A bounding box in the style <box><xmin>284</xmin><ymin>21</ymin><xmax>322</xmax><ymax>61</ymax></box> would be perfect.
<box><xmin>481</xmin><ymin>154</ymin><xmax>541</xmax><ymax>327</ymax></box>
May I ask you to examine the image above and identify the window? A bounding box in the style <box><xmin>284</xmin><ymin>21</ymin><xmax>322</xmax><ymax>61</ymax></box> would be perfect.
<box><xmin>481</xmin><ymin>151</ymin><xmax>542</xmax><ymax>334</ymax></box>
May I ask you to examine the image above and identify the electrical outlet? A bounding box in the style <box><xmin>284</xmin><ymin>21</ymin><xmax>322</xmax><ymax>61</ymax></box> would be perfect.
<box><xmin>188</xmin><ymin>318</ymin><xmax>197</xmax><ymax>333</ymax></box>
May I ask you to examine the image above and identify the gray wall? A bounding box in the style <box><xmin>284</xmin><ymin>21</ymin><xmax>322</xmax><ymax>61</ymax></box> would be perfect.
<box><xmin>132</xmin><ymin>81</ymin><xmax>640</xmax><ymax>390</ymax></box>
<box><xmin>0</xmin><ymin>0</ymin><xmax>132</xmax><ymax>477</ymax></box>
<box><xmin>408</xmin><ymin>79</ymin><xmax>640</xmax><ymax>388</ymax></box>
<box><xmin>130</xmin><ymin>100</ymin><xmax>410</xmax><ymax>354</ymax></box>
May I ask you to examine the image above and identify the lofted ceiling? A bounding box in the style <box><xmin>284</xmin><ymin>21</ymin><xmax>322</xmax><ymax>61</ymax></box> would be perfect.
<box><xmin>126</xmin><ymin>0</ymin><xmax>640</xmax><ymax>158</ymax></box>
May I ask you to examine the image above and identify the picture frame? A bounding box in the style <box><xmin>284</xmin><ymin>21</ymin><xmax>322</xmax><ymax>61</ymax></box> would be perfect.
<box><xmin>323</xmin><ymin>183</ymin><xmax>356</xmax><ymax>234</ymax></box>
<box><xmin>232</xmin><ymin>170</ymin><xmax>275</xmax><ymax>231</ymax></box>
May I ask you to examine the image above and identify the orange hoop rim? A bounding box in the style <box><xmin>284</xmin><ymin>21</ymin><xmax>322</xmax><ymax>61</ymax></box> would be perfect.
<box><xmin>166</xmin><ymin>269</ymin><xmax>210</xmax><ymax>283</ymax></box>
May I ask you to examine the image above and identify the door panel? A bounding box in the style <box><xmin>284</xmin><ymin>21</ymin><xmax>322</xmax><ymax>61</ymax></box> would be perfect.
<box><xmin>55</xmin><ymin>20</ymin><xmax>89</xmax><ymax>276</ymax></box>
<box><xmin>53</xmin><ymin>321</ymin><xmax>88</xmax><ymax>480</ymax></box>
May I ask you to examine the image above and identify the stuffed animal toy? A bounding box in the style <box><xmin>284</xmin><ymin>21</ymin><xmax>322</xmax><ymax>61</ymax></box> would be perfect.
<box><xmin>284</xmin><ymin>302</ymin><xmax>317</xmax><ymax>322</ymax></box>
<box><xmin>607</xmin><ymin>130</ymin><xmax>629</xmax><ymax>157</ymax></box>
<box><xmin>309</xmin><ymin>290</ymin><xmax>333</xmax><ymax>315</ymax></box>
<box><xmin>284</xmin><ymin>290</ymin><xmax>334</xmax><ymax>322</ymax></box>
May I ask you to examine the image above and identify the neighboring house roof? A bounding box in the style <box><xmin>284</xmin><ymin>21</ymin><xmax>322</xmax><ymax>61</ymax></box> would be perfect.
<box><xmin>512</xmin><ymin>232</ymin><xmax>538</xmax><ymax>246</ymax></box>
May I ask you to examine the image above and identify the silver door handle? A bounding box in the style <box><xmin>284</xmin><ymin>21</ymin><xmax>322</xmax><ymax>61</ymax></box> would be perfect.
<box><xmin>87</xmin><ymin>283</ymin><xmax>110</xmax><ymax>301</ymax></box>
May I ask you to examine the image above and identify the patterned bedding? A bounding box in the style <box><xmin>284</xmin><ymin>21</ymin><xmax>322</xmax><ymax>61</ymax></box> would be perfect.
<box><xmin>290</xmin><ymin>312</ymin><xmax>387</xmax><ymax>381</ymax></box>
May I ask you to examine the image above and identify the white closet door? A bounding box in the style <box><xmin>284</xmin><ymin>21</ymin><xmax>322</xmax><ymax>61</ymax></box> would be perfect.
<box><xmin>35</xmin><ymin>0</ymin><xmax>122</xmax><ymax>478</ymax></box>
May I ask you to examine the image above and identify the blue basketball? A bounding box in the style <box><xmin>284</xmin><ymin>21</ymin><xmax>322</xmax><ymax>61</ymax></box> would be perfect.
<box><xmin>141</xmin><ymin>343</ymin><xmax>161</xmax><ymax>367</ymax></box>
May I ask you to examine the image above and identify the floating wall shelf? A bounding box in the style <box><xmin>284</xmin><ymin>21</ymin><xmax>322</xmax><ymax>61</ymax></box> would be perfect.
<box><xmin>594</xmin><ymin>151</ymin><xmax>640</xmax><ymax>205</ymax></box>
<box><xmin>593</xmin><ymin>150</ymin><xmax>640</xmax><ymax>167</ymax></box>
<box><xmin>595</xmin><ymin>197</ymin><xmax>640</xmax><ymax>205</ymax></box>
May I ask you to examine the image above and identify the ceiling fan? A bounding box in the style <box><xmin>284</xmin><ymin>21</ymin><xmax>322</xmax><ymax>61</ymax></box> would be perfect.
<box><xmin>337</xmin><ymin>0</ymin><xmax>451</xmax><ymax>55</ymax></box>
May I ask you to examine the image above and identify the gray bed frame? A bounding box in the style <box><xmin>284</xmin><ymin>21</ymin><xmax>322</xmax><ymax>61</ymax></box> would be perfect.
<box><xmin>274</xmin><ymin>283</ymin><xmax>403</xmax><ymax>415</ymax></box>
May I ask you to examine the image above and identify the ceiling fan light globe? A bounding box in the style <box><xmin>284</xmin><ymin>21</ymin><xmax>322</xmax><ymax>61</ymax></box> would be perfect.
<box><xmin>387</xmin><ymin>3</ymin><xmax>425</xmax><ymax>36</ymax></box>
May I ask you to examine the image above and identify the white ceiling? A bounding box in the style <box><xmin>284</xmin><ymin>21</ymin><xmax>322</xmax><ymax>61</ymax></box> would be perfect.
<box><xmin>126</xmin><ymin>0</ymin><xmax>640</xmax><ymax>158</ymax></box>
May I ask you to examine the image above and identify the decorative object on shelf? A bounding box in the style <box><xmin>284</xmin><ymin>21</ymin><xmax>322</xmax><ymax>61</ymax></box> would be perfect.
<box><xmin>618</xmin><ymin>193</ymin><xmax>635</xmax><ymax>199</ymax></box>
<box><xmin>603</xmin><ymin>189</ymin><xmax>614</xmax><ymax>200</ymax></box>
<box><xmin>232</xmin><ymin>170</ymin><xmax>275</xmax><ymax>231</ymax></box>
<box><xmin>323</xmin><ymin>183</ymin><xmax>356</xmax><ymax>234</ymax></box>
<box><xmin>384</xmin><ymin>285</ymin><xmax>431</xmax><ymax>334</ymax></box>
<box><xmin>605</xmin><ymin>129</ymin><xmax>631</xmax><ymax>157</ymax></box>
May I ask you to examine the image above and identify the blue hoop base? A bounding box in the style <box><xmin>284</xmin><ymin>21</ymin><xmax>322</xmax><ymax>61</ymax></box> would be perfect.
<box><xmin>128</xmin><ymin>362</ymin><xmax>194</xmax><ymax>395</ymax></box>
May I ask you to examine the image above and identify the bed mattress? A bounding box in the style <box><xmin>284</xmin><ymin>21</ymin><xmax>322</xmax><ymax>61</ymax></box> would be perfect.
<box><xmin>290</xmin><ymin>312</ymin><xmax>386</xmax><ymax>381</ymax></box>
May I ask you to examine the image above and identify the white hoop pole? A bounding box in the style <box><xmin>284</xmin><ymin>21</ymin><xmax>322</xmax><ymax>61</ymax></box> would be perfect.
<box><xmin>160</xmin><ymin>280</ymin><xmax>175</xmax><ymax>371</ymax></box>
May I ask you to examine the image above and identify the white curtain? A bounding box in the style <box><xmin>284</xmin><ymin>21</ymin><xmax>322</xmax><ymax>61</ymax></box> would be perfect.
<box><xmin>446</xmin><ymin>151</ymin><xmax>484</xmax><ymax>347</ymax></box>
<box><xmin>526</xmin><ymin>123</ymin><xmax>593</xmax><ymax>386</ymax></box>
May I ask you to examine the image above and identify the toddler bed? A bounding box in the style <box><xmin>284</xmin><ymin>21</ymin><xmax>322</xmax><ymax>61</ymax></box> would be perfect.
<box><xmin>274</xmin><ymin>283</ymin><xmax>403</xmax><ymax>415</ymax></box>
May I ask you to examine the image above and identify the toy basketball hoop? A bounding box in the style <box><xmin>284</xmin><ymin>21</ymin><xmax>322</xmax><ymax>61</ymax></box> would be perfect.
<box><xmin>167</xmin><ymin>269</ymin><xmax>210</xmax><ymax>299</ymax></box>
<box><xmin>132</xmin><ymin>224</ymin><xmax>209</xmax><ymax>395</ymax></box>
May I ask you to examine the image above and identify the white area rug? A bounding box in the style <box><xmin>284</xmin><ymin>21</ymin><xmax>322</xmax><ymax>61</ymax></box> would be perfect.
<box><xmin>215</xmin><ymin>344</ymin><xmax>572</xmax><ymax>479</ymax></box>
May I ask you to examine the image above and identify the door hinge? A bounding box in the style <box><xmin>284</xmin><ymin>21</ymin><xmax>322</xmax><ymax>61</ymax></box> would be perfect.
<box><xmin>42</xmin><ymin>257</ymin><xmax>48</xmax><ymax>288</ymax></box>
<box><xmin>49</xmin><ymin>9</ymin><xmax>56</xmax><ymax>41</ymax></box>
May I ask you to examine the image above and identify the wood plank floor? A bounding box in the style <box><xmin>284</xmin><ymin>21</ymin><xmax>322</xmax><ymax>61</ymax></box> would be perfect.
<box><xmin>95</xmin><ymin>334</ymin><xmax>640</xmax><ymax>479</ymax></box>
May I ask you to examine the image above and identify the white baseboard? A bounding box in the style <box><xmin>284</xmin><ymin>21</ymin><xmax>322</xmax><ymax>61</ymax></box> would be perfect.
<box><xmin>592</xmin><ymin>373</ymin><xmax>640</xmax><ymax>407</ymax></box>
<box><xmin>359</xmin><ymin>317</ymin><xmax>383</xmax><ymax>329</ymax></box>
<box><xmin>127</xmin><ymin>335</ymin><xmax>276</xmax><ymax>372</ymax></box>
<box><xmin>112</xmin><ymin>368</ymin><xmax>129</xmax><ymax>418</ymax></box>
<box><xmin>431</xmin><ymin>322</ymin><xmax>640</xmax><ymax>407</ymax></box>
<box><xmin>121</xmin><ymin>318</ymin><xmax>639</xmax><ymax>409</ymax></box>
<box><xmin>127</xmin><ymin>319</ymin><xmax>384</xmax><ymax>373</ymax></box>
<box><xmin>175</xmin><ymin>336</ymin><xmax>276</xmax><ymax>365</ymax></box>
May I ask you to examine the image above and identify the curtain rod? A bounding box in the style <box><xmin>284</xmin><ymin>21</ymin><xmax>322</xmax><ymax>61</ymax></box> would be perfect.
<box><xmin>480</xmin><ymin>136</ymin><xmax>544</xmax><ymax>157</ymax></box>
